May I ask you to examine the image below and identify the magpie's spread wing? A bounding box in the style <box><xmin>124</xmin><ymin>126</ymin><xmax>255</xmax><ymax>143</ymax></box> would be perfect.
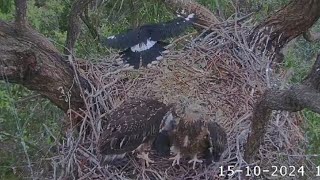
<box><xmin>120</xmin><ymin>41</ymin><xmax>168</xmax><ymax>68</ymax></box>
<box><xmin>146</xmin><ymin>14</ymin><xmax>195</xmax><ymax>41</ymax></box>
<box><xmin>100</xmin><ymin>14</ymin><xmax>194</xmax><ymax>49</ymax></box>
<box><xmin>100</xmin><ymin>28</ymin><xmax>149</xmax><ymax>49</ymax></box>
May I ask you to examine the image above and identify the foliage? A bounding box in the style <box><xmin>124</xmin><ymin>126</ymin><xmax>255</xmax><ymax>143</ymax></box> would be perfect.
<box><xmin>284</xmin><ymin>23</ymin><xmax>320</xmax><ymax>162</ymax></box>
<box><xmin>27</xmin><ymin>0</ymin><xmax>69</xmax><ymax>51</ymax></box>
<box><xmin>0</xmin><ymin>0</ymin><xmax>14</xmax><ymax>20</ymax></box>
<box><xmin>305</xmin><ymin>110</ymin><xmax>320</xmax><ymax>155</ymax></box>
<box><xmin>197</xmin><ymin>0</ymin><xmax>289</xmax><ymax>20</ymax></box>
<box><xmin>0</xmin><ymin>83</ymin><xmax>63</xmax><ymax>179</ymax></box>
<box><xmin>0</xmin><ymin>0</ymin><xmax>13</xmax><ymax>14</ymax></box>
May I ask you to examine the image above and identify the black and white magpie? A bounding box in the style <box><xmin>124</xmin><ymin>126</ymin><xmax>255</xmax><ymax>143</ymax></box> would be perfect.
<box><xmin>101</xmin><ymin>14</ymin><xmax>195</xmax><ymax>69</ymax></box>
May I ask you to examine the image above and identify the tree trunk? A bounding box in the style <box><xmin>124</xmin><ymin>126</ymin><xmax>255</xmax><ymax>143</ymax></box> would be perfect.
<box><xmin>244</xmin><ymin>54</ymin><xmax>320</xmax><ymax>162</ymax></box>
<box><xmin>14</xmin><ymin>0</ymin><xmax>27</xmax><ymax>27</ymax></box>
<box><xmin>248</xmin><ymin>0</ymin><xmax>320</xmax><ymax>62</ymax></box>
<box><xmin>244</xmin><ymin>0</ymin><xmax>320</xmax><ymax>163</ymax></box>
<box><xmin>0</xmin><ymin>21</ymin><xmax>87</xmax><ymax>112</ymax></box>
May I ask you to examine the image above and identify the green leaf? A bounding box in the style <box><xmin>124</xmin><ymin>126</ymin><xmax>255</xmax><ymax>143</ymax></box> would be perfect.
<box><xmin>0</xmin><ymin>0</ymin><xmax>13</xmax><ymax>14</ymax></box>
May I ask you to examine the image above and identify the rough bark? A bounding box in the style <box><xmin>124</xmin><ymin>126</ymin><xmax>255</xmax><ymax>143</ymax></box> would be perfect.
<box><xmin>248</xmin><ymin>0</ymin><xmax>320</xmax><ymax>62</ymax></box>
<box><xmin>244</xmin><ymin>54</ymin><xmax>320</xmax><ymax>163</ymax></box>
<box><xmin>14</xmin><ymin>0</ymin><xmax>27</xmax><ymax>27</ymax></box>
<box><xmin>303</xmin><ymin>30</ymin><xmax>320</xmax><ymax>43</ymax></box>
<box><xmin>243</xmin><ymin>0</ymin><xmax>320</xmax><ymax>163</ymax></box>
<box><xmin>64</xmin><ymin>0</ymin><xmax>95</xmax><ymax>55</ymax></box>
<box><xmin>0</xmin><ymin>21</ymin><xmax>88</xmax><ymax>112</ymax></box>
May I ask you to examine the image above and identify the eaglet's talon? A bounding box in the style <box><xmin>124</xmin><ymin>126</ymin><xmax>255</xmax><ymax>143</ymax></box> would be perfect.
<box><xmin>137</xmin><ymin>152</ymin><xmax>154</xmax><ymax>167</ymax></box>
<box><xmin>188</xmin><ymin>155</ymin><xmax>203</xmax><ymax>169</ymax></box>
<box><xmin>169</xmin><ymin>152</ymin><xmax>181</xmax><ymax>166</ymax></box>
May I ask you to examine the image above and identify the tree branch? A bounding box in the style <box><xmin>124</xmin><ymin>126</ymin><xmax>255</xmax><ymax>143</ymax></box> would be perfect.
<box><xmin>0</xmin><ymin>21</ymin><xmax>88</xmax><ymax>112</ymax></box>
<box><xmin>248</xmin><ymin>0</ymin><xmax>320</xmax><ymax>62</ymax></box>
<box><xmin>64</xmin><ymin>0</ymin><xmax>95</xmax><ymax>55</ymax></box>
<box><xmin>244</xmin><ymin>0</ymin><xmax>320</xmax><ymax>162</ymax></box>
<box><xmin>244</xmin><ymin>54</ymin><xmax>320</xmax><ymax>162</ymax></box>
<box><xmin>14</xmin><ymin>0</ymin><xmax>27</xmax><ymax>27</ymax></box>
<box><xmin>80</xmin><ymin>9</ymin><xmax>99</xmax><ymax>40</ymax></box>
<box><xmin>0</xmin><ymin>65</ymin><xmax>18</xmax><ymax>79</ymax></box>
<box><xmin>303</xmin><ymin>30</ymin><xmax>320</xmax><ymax>42</ymax></box>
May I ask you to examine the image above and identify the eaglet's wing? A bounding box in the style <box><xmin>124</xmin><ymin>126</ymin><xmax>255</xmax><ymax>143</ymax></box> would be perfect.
<box><xmin>98</xmin><ymin>99</ymin><xmax>169</xmax><ymax>155</ymax></box>
<box><xmin>205</xmin><ymin>121</ymin><xmax>227</xmax><ymax>163</ymax></box>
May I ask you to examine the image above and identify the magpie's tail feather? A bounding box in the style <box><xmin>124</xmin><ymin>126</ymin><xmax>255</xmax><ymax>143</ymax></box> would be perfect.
<box><xmin>119</xmin><ymin>48</ymin><xmax>141</xmax><ymax>69</ymax></box>
<box><xmin>118</xmin><ymin>41</ymin><xmax>168</xmax><ymax>69</ymax></box>
<box><xmin>141</xmin><ymin>41</ymin><xmax>168</xmax><ymax>67</ymax></box>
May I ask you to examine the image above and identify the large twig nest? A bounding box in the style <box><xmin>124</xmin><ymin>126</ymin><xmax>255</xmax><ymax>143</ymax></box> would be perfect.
<box><xmin>53</xmin><ymin>17</ymin><xmax>313</xmax><ymax>179</ymax></box>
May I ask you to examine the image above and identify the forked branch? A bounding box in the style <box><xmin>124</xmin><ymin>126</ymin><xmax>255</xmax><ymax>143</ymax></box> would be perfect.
<box><xmin>64</xmin><ymin>0</ymin><xmax>95</xmax><ymax>55</ymax></box>
<box><xmin>248</xmin><ymin>0</ymin><xmax>320</xmax><ymax>62</ymax></box>
<box><xmin>0</xmin><ymin>21</ymin><xmax>88</xmax><ymax>113</ymax></box>
<box><xmin>245</xmin><ymin>54</ymin><xmax>320</xmax><ymax>162</ymax></box>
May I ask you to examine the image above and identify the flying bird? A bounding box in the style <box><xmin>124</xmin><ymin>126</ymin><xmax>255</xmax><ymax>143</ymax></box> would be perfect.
<box><xmin>98</xmin><ymin>98</ymin><xmax>176</xmax><ymax>167</ymax></box>
<box><xmin>169</xmin><ymin>102</ymin><xmax>227</xmax><ymax>169</ymax></box>
<box><xmin>100</xmin><ymin>14</ymin><xmax>195</xmax><ymax>69</ymax></box>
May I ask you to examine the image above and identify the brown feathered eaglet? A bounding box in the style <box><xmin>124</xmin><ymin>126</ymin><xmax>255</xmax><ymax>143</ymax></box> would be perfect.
<box><xmin>204</xmin><ymin>121</ymin><xmax>227</xmax><ymax>164</ymax></box>
<box><xmin>170</xmin><ymin>101</ymin><xmax>227</xmax><ymax>169</ymax></box>
<box><xmin>98</xmin><ymin>98</ymin><xmax>176</xmax><ymax>166</ymax></box>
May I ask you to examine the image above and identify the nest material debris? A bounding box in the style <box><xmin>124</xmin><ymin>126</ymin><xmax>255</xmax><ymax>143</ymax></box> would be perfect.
<box><xmin>53</xmin><ymin>16</ymin><xmax>314</xmax><ymax>180</ymax></box>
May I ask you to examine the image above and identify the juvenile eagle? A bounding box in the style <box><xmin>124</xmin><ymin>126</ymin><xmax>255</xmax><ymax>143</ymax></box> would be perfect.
<box><xmin>100</xmin><ymin>14</ymin><xmax>195</xmax><ymax>69</ymax></box>
<box><xmin>170</xmin><ymin>103</ymin><xmax>227</xmax><ymax>169</ymax></box>
<box><xmin>204</xmin><ymin>121</ymin><xmax>227</xmax><ymax>164</ymax></box>
<box><xmin>98</xmin><ymin>98</ymin><xmax>176</xmax><ymax>166</ymax></box>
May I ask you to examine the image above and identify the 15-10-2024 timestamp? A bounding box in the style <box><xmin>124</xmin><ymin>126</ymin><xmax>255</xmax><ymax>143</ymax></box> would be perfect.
<box><xmin>218</xmin><ymin>165</ymin><xmax>320</xmax><ymax>177</ymax></box>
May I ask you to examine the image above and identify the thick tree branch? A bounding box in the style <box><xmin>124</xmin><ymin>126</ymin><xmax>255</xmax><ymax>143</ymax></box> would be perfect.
<box><xmin>303</xmin><ymin>30</ymin><xmax>320</xmax><ymax>43</ymax></box>
<box><xmin>64</xmin><ymin>0</ymin><xmax>95</xmax><ymax>55</ymax></box>
<box><xmin>244</xmin><ymin>1</ymin><xmax>320</xmax><ymax>161</ymax></box>
<box><xmin>14</xmin><ymin>0</ymin><xmax>27</xmax><ymax>27</ymax></box>
<box><xmin>248</xmin><ymin>0</ymin><xmax>320</xmax><ymax>62</ymax></box>
<box><xmin>0</xmin><ymin>65</ymin><xmax>18</xmax><ymax>79</ymax></box>
<box><xmin>244</xmin><ymin>54</ymin><xmax>320</xmax><ymax>162</ymax></box>
<box><xmin>0</xmin><ymin>21</ymin><xmax>88</xmax><ymax>112</ymax></box>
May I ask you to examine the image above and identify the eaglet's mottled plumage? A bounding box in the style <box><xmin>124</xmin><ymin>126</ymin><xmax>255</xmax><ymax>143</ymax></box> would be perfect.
<box><xmin>169</xmin><ymin>102</ymin><xmax>227</xmax><ymax>169</ymax></box>
<box><xmin>98</xmin><ymin>98</ymin><xmax>175</xmax><ymax>166</ymax></box>
<box><xmin>204</xmin><ymin>121</ymin><xmax>227</xmax><ymax>164</ymax></box>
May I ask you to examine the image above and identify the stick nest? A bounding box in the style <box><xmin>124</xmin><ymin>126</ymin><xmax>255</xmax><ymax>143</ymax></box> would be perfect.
<box><xmin>52</xmin><ymin>17</ymin><xmax>315</xmax><ymax>179</ymax></box>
